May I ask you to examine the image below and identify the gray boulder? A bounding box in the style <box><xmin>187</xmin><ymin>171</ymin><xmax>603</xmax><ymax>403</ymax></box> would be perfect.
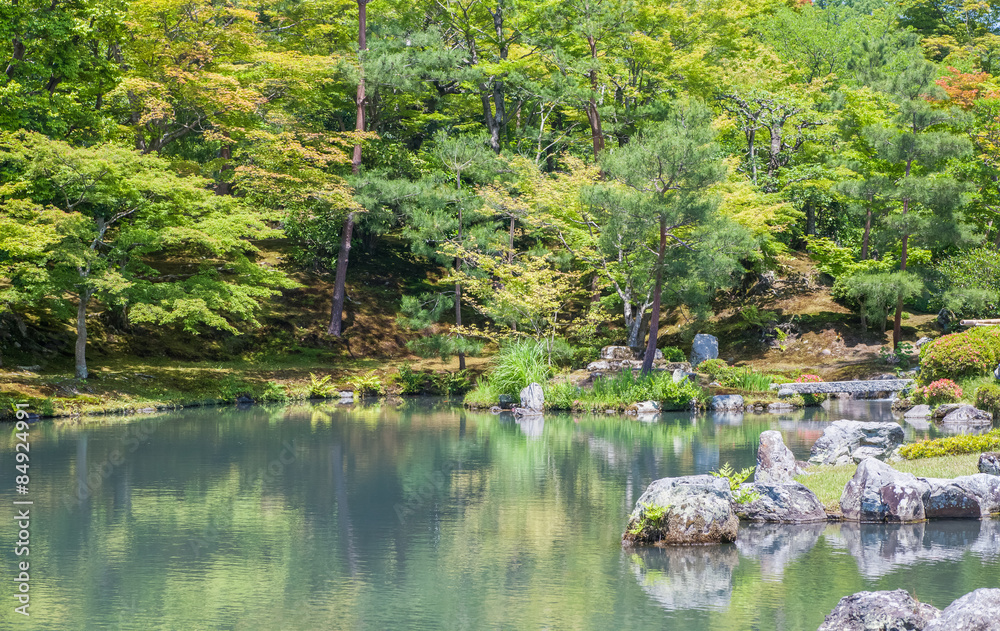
<box><xmin>711</xmin><ymin>394</ymin><xmax>744</xmax><ymax>411</ymax></box>
<box><xmin>818</xmin><ymin>589</ymin><xmax>941</xmax><ymax>631</ymax></box>
<box><xmin>601</xmin><ymin>346</ymin><xmax>636</xmax><ymax>360</ymax></box>
<box><xmin>671</xmin><ymin>368</ymin><xmax>697</xmax><ymax>383</ymax></box>
<box><xmin>690</xmin><ymin>333</ymin><xmax>719</xmax><ymax>367</ymax></box>
<box><xmin>918</xmin><ymin>474</ymin><xmax>1000</xmax><ymax>519</ymax></box>
<box><xmin>904</xmin><ymin>404</ymin><xmax>932</xmax><ymax>419</ymax></box>
<box><xmin>736</xmin><ymin>482</ymin><xmax>828</xmax><ymax>523</ymax></box>
<box><xmin>925</xmin><ymin>589</ymin><xmax>1000</xmax><ymax>631</ymax></box>
<box><xmin>632</xmin><ymin>400</ymin><xmax>660</xmax><ymax>415</ymax></box>
<box><xmin>518</xmin><ymin>382</ymin><xmax>544</xmax><ymax>412</ymax></box>
<box><xmin>931</xmin><ymin>403</ymin><xmax>962</xmax><ymax>419</ymax></box>
<box><xmin>939</xmin><ymin>404</ymin><xmax>992</xmax><ymax>426</ymax></box>
<box><xmin>841</xmin><ymin>458</ymin><xmax>928</xmax><ymax>523</ymax></box>
<box><xmin>979</xmin><ymin>452</ymin><xmax>1000</xmax><ymax>476</ymax></box>
<box><xmin>915</xmin><ymin>336</ymin><xmax>932</xmax><ymax>348</ymax></box>
<box><xmin>623</xmin><ymin>475</ymin><xmax>738</xmax><ymax>545</ymax></box>
<box><xmin>755</xmin><ymin>430</ymin><xmax>799</xmax><ymax>485</ymax></box>
<box><xmin>809</xmin><ymin>420</ymin><xmax>905</xmax><ymax>466</ymax></box>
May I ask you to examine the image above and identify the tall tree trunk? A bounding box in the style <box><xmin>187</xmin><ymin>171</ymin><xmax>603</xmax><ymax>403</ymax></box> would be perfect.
<box><xmin>75</xmin><ymin>289</ymin><xmax>93</xmax><ymax>379</ymax></box>
<box><xmin>586</xmin><ymin>35</ymin><xmax>604</xmax><ymax>158</ymax></box>
<box><xmin>805</xmin><ymin>202</ymin><xmax>815</xmax><ymax>236</ymax></box>
<box><xmin>861</xmin><ymin>205</ymin><xmax>873</xmax><ymax>260</ymax></box>
<box><xmin>214</xmin><ymin>142</ymin><xmax>233</xmax><ymax>195</ymax></box>
<box><xmin>328</xmin><ymin>0</ymin><xmax>367</xmax><ymax>337</ymax></box>
<box><xmin>641</xmin><ymin>218</ymin><xmax>667</xmax><ymax>374</ymax></box>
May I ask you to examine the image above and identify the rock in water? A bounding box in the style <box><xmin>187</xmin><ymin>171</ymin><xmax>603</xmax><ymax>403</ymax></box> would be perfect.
<box><xmin>809</xmin><ymin>420</ymin><xmax>904</xmax><ymax>466</ymax></box>
<box><xmin>690</xmin><ymin>334</ymin><xmax>719</xmax><ymax>367</ymax></box>
<box><xmin>735</xmin><ymin>482</ymin><xmax>827</xmax><ymax>523</ymax></box>
<box><xmin>979</xmin><ymin>452</ymin><xmax>1000</xmax><ymax>476</ymax></box>
<box><xmin>519</xmin><ymin>382</ymin><xmax>544</xmax><ymax>412</ymax></box>
<box><xmin>711</xmin><ymin>394</ymin><xmax>744</xmax><ymax>411</ymax></box>
<box><xmin>623</xmin><ymin>475</ymin><xmax>738</xmax><ymax>545</ymax></box>
<box><xmin>904</xmin><ymin>404</ymin><xmax>932</xmax><ymax>419</ymax></box>
<box><xmin>939</xmin><ymin>404</ymin><xmax>992</xmax><ymax>426</ymax></box>
<box><xmin>755</xmin><ymin>431</ymin><xmax>798</xmax><ymax>485</ymax></box>
<box><xmin>925</xmin><ymin>588</ymin><xmax>1000</xmax><ymax>631</ymax></box>
<box><xmin>841</xmin><ymin>458</ymin><xmax>927</xmax><ymax>523</ymax></box>
<box><xmin>632</xmin><ymin>400</ymin><xmax>660</xmax><ymax>414</ymax></box>
<box><xmin>919</xmin><ymin>474</ymin><xmax>1000</xmax><ymax>518</ymax></box>
<box><xmin>818</xmin><ymin>589</ymin><xmax>941</xmax><ymax>631</ymax></box>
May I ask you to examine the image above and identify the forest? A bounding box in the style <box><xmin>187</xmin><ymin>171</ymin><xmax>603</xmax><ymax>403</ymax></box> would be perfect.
<box><xmin>3</xmin><ymin>0</ymin><xmax>1000</xmax><ymax>399</ymax></box>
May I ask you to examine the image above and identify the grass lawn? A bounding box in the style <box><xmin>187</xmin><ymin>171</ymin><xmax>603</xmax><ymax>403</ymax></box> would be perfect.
<box><xmin>795</xmin><ymin>454</ymin><xmax>984</xmax><ymax>512</ymax></box>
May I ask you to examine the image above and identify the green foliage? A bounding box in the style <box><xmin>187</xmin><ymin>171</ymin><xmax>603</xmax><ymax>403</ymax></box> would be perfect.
<box><xmin>899</xmin><ymin>430</ymin><xmax>1000</xmax><ymax>459</ymax></box>
<box><xmin>347</xmin><ymin>370</ymin><xmax>386</xmax><ymax>397</ymax></box>
<box><xmin>833</xmin><ymin>271</ymin><xmax>923</xmax><ymax>332</ymax></box>
<box><xmin>397</xmin><ymin>367</ymin><xmax>472</xmax><ymax>395</ymax></box>
<box><xmin>627</xmin><ymin>502</ymin><xmax>670</xmax><ymax>538</ymax></box>
<box><xmin>259</xmin><ymin>381</ymin><xmax>290</xmax><ymax>403</ymax></box>
<box><xmin>698</xmin><ymin>359</ymin><xmax>733</xmax><ymax>381</ymax></box>
<box><xmin>936</xmin><ymin>246</ymin><xmax>1000</xmax><ymax>318</ymax></box>
<box><xmin>975</xmin><ymin>384</ymin><xmax>1000</xmax><ymax>415</ymax></box>
<box><xmin>806</xmin><ymin>237</ymin><xmax>856</xmax><ymax>278</ymax></box>
<box><xmin>397</xmin><ymin>366</ymin><xmax>429</xmax><ymax>395</ymax></box>
<box><xmin>722</xmin><ymin>367</ymin><xmax>775</xmax><ymax>393</ymax></box>
<box><xmin>307</xmin><ymin>373</ymin><xmax>337</xmax><ymax>399</ymax></box>
<box><xmin>660</xmin><ymin>346</ymin><xmax>686</xmax><ymax>362</ymax></box>
<box><xmin>487</xmin><ymin>339</ymin><xmax>553</xmax><ymax>397</ymax></box>
<box><xmin>217</xmin><ymin>375</ymin><xmax>252</xmax><ymax>402</ymax></box>
<box><xmin>919</xmin><ymin>327</ymin><xmax>1000</xmax><ymax>383</ymax></box>
<box><xmin>711</xmin><ymin>462</ymin><xmax>761</xmax><ymax>504</ymax></box>
<box><xmin>406</xmin><ymin>334</ymin><xmax>484</xmax><ymax>362</ymax></box>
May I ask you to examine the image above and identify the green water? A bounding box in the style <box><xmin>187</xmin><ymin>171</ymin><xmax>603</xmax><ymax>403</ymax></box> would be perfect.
<box><xmin>1</xmin><ymin>400</ymin><xmax>997</xmax><ymax>630</ymax></box>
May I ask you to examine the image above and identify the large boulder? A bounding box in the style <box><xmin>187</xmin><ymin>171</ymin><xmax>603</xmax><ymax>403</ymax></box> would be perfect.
<box><xmin>518</xmin><ymin>382</ymin><xmax>544</xmax><ymax>412</ymax></box>
<box><xmin>818</xmin><ymin>589</ymin><xmax>941</xmax><ymax>631</ymax></box>
<box><xmin>601</xmin><ymin>345</ymin><xmax>637</xmax><ymax>360</ymax></box>
<box><xmin>690</xmin><ymin>333</ymin><xmax>719</xmax><ymax>367</ymax></box>
<box><xmin>623</xmin><ymin>475</ymin><xmax>738</xmax><ymax>545</ymax></box>
<box><xmin>904</xmin><ymin>404</ymin><xmax>932</xmax><ymax>419</ymax></box>
<box><xmin>735</xmin><ymin>482</ymin><xmax>828</xmax><ymax>523</ymax></box>
<box><xmin>755</xmin><ymin>430</ymin><xmax>799</xmax><ymax>485</ymax></box>
<box><xmin>918</xmin><ymin>474</ymin><xmax>1000</xmax><ymax>519</ymax></box>
<box><xmin>925</xmin><ymin>589</ymin><xmax>1000</xmax><ymax>631</ymax></box>
<box><xmin>979</xmin><ymin>452</ymin><xmax>1000</xmax><ymax>476</ymax></box>
<box><xmin>939</xmin><ymin>404</ymin><xmax>992</xmax><ymax>426</ymax></box>
<box><xmin>711</xmin><ymin>394</ymin><xmax>744</xmax><ymax>411</ymax></box>
<box><xmin>931</xmin><ymin>403</ymin><xmax>962</xmax><ymax>419</ymax></box>
<box><xmin>840</xmin><ymin>458</ymin><xmax>928</xmax><ymax>523</ymax></box>
<box><xmin>809</xmin><ymin>420</ymin><xmax>905</xmax><ymax>466</ymax></box>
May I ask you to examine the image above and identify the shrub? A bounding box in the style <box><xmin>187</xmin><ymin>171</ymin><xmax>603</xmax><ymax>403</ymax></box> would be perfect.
<box><xmin>259</xmin><ymin>381</ymin><xmax>289</xmax><ymax>402</ymax></box>
<box><xmin>660</xmin><ymin>346</ymin><xmax>686</xmax><ymax>362</ymax></box>
<box><xmin>919</xmin><ymin>326</ymin><xmax>1000</xmax><ymax>383</ymax></box>
<box><xmin>463</xmin><ymin>378</ymin><xmax>499</xmax><ymax>407</ymax></box>
<box><xmin>698</xmin><ymin>359</ymin><xmax>732</xmax><ymax>380</ymax></box>
<box><xmin>397</xmin><ymin>366</ymin><xmax>429</xmax><ymax>395</ymax></box>
<box><xmin>899</xmin><ymin>429</ymin><xmax>1000</xmax><ymax>459</ymax></box>
<box><xmin>544</xmin><ymin>380</ymin><xmax>580</xmax><ymax>410</ymax></box>
<box><xmin>832</xmin><ymin>270</ymin><xmax>923</xmax><ymax>332</ymax></box>
<box><xmin>936</xmin><ymin>246</ymin><xmax>1000</xmax><ymax>318</ymax></box>
<box><xmin>488</xmin><ymin>338</ymin><xmax>552</xmax><ymax>397</ymax></box>
<box><xmin>975</xmin><ymin>383</ymin><xmax>1000</xmax><ymax>414</ymax></box>
<box><xmin>430</xmin><ymin>370</ymin><xmax>472</xmax><ymax>395</ymax></box>
<box><xmin>912</xmin><ymin>378</ymin><xmax>963</xmax><ymax>406</ymax></box>
<box><xmin>308</xmin><ymin>373</ymin><xmax>337</xmax><ymax>398</ymax></box>
<box><xmin>724</xmin><ymin>367</ymin><xmax>774</xmax><ymax>392</ymax></box>
<box><xmin>347</xmin><ymin>370</ymin><xmax>385</xmax><ymax>396</ymax></box>
<box><xmin>547</xmin><ymin>337</ymin><xmax>577</xmax><ymax>368</ymax></box>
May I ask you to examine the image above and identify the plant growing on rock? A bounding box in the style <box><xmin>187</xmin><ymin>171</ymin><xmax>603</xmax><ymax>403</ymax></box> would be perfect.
<box><xmin>625</xmin><ymin>502</ymin><xmax>670</xmax><ymax>543</ymax></box>
<box><xmin>711</xmin><ymin>463</ymin><xmax>761</xmax><ymax>504</ymax></box>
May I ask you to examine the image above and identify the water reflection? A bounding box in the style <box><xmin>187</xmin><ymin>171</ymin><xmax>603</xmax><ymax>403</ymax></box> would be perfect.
<box><xmin>630</xmin><ymin>545</ymin><xmax>740</xmax><ymax>611</ymax></box>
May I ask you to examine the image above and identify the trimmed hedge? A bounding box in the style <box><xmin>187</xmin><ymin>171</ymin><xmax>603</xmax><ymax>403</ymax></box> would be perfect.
<box><xmin>919</xmin><ymin>327</ymin><xmax>1000</xmax><ymax>383</ymax></box>
<box><xmin>898</xmin><ymin>429</ymin><xmax>1000</xmax><ymax>459</ymax></box>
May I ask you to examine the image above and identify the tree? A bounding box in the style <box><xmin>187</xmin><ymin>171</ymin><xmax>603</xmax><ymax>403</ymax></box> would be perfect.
<box><xmin>0</xmin><ymin>131</ymin><xmax>292</xmax><ymax>378</ymax></box>
<box><xmin>598</xmin><ymin>99</ymin><xmax>748</xmax><ymax>373</ymax></box>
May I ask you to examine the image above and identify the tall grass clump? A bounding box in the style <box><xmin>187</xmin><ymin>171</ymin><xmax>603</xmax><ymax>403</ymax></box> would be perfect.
<box><xmin>583</xmin><ymin>371</ymin><xmax>702</xmax><ymax>411</ymax></box>
<box><xmin>488</xmin><ymin>338</ymin><xmax>553</xmax><ymax>396</ymax></box>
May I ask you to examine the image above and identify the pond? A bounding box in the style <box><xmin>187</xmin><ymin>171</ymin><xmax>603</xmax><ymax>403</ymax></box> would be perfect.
<box><xmin>1</xmin><ymin>399</ymin><xmax>998</xmax><ymax>630</ymax></box>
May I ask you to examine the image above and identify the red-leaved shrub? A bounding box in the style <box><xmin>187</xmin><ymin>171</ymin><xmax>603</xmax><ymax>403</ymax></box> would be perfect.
<box><xmin>919</xmin><ymin>327</ymin><xmax>1000</xmax><ymax>383</ymax></box>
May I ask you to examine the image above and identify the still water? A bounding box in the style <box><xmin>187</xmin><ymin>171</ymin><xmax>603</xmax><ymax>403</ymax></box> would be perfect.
<box><xmin>1</xmin><ymin>399</ymin><xmax>998</xmax><ymax>630</ymax></box>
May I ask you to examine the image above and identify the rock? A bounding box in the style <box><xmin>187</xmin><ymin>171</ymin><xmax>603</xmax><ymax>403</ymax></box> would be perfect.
<box><xmin>671</xmin><ymin>368</ymin><xmax>696</xmax><ymax>383</ymax></box>
<box><xmin>809</xmin><ymin>420</ymin><xmax>905</xmax><ymax>466</ymax></box>
<box><xmin>918</xmin><ymin>474</ymin><xmax>1000</xmax><ymax>518</ymax></box>
<box><xmin>690</xmin><ymin>333</ymin><xmax>719</xmax><ymax>367</ymax></box>
<box><xmin>664</xmin><ymin>361</ymin><xmax>693</xmax><ymax>372</ymax></box>
<box><xmin>939</xmin><ymin>404</ymin><xmax>992</xmax><ymax>426</ymax></box>
<box><xmin>904</xmin><ymin>404</ymin><xmax>932</xmax><ymax>419</ymax></box>
<box><xmin>937</xmin><ymin>308</ymin><xmax>955</xmax><ymax>329</ymax></box>
<box><xmin>519</xmin><ymin>382</ymin><xmax>544</xmax><ymax>412</ymax></box>
<box><xmin>915</xmin><ymin>336</ymin><xmax>932</xmax><ymax>348</ymax></box>
<box><xmin>841</xmin><ymin>458</ymin><xmax>928</xmax><ymax>523</ymax></box>
<box><xmin>925</xmin><ymin>588</ymin><xmax>1000</xmax><ymax>631</ymax></box>
<box><xmin>600</xmin><ymin>346</ymin><xmax>636</xmax><ymax>360</ymax></box>
<box><xmin>818</xmin><ymin>589</ymin><xmax>941</xmax><ymax>631</ymax></box>
<box><xmin>767</xmin><ymin>402</ymin><xmax>795</xmax><ymax>413</ymax></box>
<box><xmin>632</xmin><ymin>400</ymin><xmax>660</xmax><ymax>414</ymax></box>
<box><xmin>736</xmin><ymin>482</ymin><xmax>827</xmax><ymax>523</ymax></box>
<box><xmin>498</xmin><ymin>394</ymin><xmax>515</xmax><ymax>410</ymax></box>
<box><xmin>623</xmin><ymin>475</ymin><xmax>738</xmax><ymax>545</ymax></box>
<box><xmin>979</xmin><ymin>452</ymin><xmax>1000</xmax><ymax>476</ymax></box>
<box><xmin>755</xmin><ymin>430</ymin><xmax>799</xmax><ymax>485</ymax></box>
<box><xmin>338</xmin><ymin>390</ymin><xmax>354</xmax><ymax>400</ymax></box>
<box><xmin>931</xmin><ymin>403</ymin><xmax>962</xmax><ymax>419</ymax></box>
<box><xmin>822</xmin><ymin>349</ymin><xmax>832</xmax><ymax>356</ymax></box>
<box><xmin>995</xmin><ymin>362</ymin><xmax>1000</xmax><ymax>381</ymax></box>
<box><xmin>711</xmin><ymin>394</ymin><xmax>744</xmax><ymax>411</ymax></box>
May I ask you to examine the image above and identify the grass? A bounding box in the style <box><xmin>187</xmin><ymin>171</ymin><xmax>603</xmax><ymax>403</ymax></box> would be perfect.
<box><xmin>795</xmin><ymin>454</ymin><xmax>983</xmax><ymax>512</ymax></box>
